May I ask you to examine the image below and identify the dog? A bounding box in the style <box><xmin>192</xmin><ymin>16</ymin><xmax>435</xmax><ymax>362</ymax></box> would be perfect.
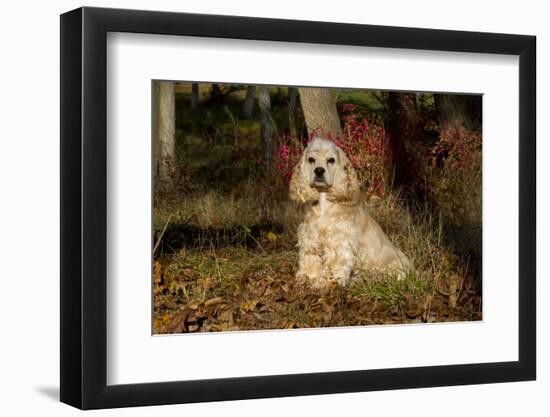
<box><xmin>289</xmin><ymin>137</ymin><xmax>411</xmax><ymax>288</ymax></box>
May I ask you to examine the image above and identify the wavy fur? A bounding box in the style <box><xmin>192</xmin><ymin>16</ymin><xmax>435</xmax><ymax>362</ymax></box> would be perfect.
<box><xmin>289</xmin><ymin>138</ymin><xmax>411</xmax><ymax>288</ymax></box>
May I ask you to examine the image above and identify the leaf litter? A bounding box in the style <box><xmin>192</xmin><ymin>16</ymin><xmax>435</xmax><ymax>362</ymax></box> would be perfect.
<box><xmin>153</xmin><ymin>247</ymin><xmax>481</xmax><ymax>334</ymax></box>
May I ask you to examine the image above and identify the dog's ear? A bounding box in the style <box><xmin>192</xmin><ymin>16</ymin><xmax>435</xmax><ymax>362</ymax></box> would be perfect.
<box><xmin>327</xmin><ymin>147</ymin><xmax>361</xmax><ymax>205</ymax></box>
<box><xmin>289</xmin><ymin>150</ymin><xmax>319</xmax><ymax>204</ymax></box>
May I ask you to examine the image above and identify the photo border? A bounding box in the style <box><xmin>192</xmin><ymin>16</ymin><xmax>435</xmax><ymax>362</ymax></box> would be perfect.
<box><xmin>60</xmin><ymin>6</ymin><xmax>536</xmax><ymax>409</ymax></box>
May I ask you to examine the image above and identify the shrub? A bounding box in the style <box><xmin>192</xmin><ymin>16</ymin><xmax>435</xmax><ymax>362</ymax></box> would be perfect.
<box><xmin>339</xmin><ymin>104</ymin><xmax>392</xmax><ymax>196</ymax></box>
<box><xmin>424</xmin><ymin>126</ymin><xmax>482</xmax><ymax>276</ymax></box>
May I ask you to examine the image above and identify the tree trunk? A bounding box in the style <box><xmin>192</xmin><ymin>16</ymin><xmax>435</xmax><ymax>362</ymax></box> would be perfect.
<box><xmin>387</xmin><ymin>92</ymin><xmax>417</xmax><ymax>189</ymax></box>
<box><xmin>298</xmin><ymin>87</ymin><xmax>343</xmax><ymax>139</ymax></box>
<box><xmin>435</xmin><ymin>94</ymin><xmax>481</xmax><ymax>132</ymax></box>
<box><xmin>242</xmin><ymin>85</ymin><xmax>256</xmax><ymax>118</ymax></box>
<box><xmin>191</xmin><ymin>83</ymin><xmax>199</xmax><ymax>110</ymax></box>
<box><xmin>258</xmin><ymin>86</ymin><xmax>274</xmax><ymax>171</ymax></box>
<box><xmin>211</xmin><ymin>83</ymin><xmax>222</xmax><ymax>100</ymax></box>
<box><xmin>155</xmin><ymin>81</ymin><xmax>176</xmax><ymax>192</ymax></box>
<box><xmin>288</xmin><ymin>87</ymin><xmax>298</xmax><ymax>112</ymax></box>
<box><xmin>288</xmin><ymin>87</ymin><xmax>299</xmax><ymax>138</ymax></box>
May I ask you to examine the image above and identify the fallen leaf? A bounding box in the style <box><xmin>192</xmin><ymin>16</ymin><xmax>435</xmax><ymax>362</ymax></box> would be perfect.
<box><xmin>204</xmin><ymin>296</ymin><xmax>224</xmax><ymax>307</ymax></box>
<box><xmin>188</xmin><ymin>301</ymin><xmax>201</xmax><ymax>310</ymax></box>
<box><xmin>218</xmin><ymin>308</ymin><xmax>234</xmax><ymax>325</ymax></box>
<box><xmin>165</xmin><ymin>307</ymin><xmax>192</xmax><ymax>333</ymax></box>
<box><xmin>239</xmin><ymin>300</ymin><xmax>258</xmax><ymax>313</ymax></box>
<box><xmin>153</xmin><ymin>261</ymin><xmax>163</xmax><ymax>284</ymax></box>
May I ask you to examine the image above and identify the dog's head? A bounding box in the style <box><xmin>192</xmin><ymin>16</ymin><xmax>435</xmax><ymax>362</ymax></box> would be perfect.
<box><xmin>289</xmin><ymin>138</ymin><xmax>360</xmax><ymax>205</ymax></box>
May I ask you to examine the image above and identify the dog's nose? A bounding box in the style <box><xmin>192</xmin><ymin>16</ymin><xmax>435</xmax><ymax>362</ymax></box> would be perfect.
<box><xmin>314</xmin><ymin>167</ymin><xmax>325</xmax><ymax>176</ymax></box>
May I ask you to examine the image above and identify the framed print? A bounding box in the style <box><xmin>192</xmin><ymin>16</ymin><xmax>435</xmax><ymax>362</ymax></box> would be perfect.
<box><xmin>60</xmin><ymin>6</ymin><xmax>536</xmax><ymax>410</ymax></box>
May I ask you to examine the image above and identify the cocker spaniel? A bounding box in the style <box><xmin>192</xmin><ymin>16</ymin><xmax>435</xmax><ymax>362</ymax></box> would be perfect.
<box><xmin>289</xmin><ymin>138</ymin><xmax>411</xmax><ymax>288</ymax></box>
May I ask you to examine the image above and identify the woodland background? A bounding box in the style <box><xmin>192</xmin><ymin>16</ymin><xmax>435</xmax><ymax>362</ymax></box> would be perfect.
<box><xmin>152</xmin><ymin>82</ymin><xmax>482</xmax><ymax>333</ymax></box>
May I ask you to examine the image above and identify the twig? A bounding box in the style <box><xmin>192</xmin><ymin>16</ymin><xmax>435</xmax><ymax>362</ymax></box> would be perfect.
<box><xmin>153</xmin><ymin>214</ymin><xmax>173</xmax><ymax>256</ymax></box>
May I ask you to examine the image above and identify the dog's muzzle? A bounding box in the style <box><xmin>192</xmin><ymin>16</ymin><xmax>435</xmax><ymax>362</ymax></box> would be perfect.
<box><xmin>312</xmin><ymin>167</ymin><xmax>329</xmax><ymax>188</ymax></box>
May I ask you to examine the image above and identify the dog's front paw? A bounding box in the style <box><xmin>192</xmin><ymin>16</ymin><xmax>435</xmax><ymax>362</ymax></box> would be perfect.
<box><xmin>395</xmin><ymin>269</ymin><xmax>407</xmax><ymax>281</ymax></box>
<box><xmin>388</xmin><ymin>257</ymin><xmax>412</xmax><ymax>281</ymax></box>
<box><xmin>296</xmin><ymin>273</ymin><xmax>331</xmax><ymax>290</ymax></box>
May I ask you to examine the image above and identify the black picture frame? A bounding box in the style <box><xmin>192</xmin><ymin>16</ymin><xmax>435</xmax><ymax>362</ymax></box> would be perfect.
<box><xmin>60</xmin><ymin>6</ymin><xmax>536</xmax><ymax>410</ymax></box>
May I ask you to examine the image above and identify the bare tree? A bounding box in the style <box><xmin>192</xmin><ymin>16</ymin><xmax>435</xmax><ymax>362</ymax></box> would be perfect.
<box><xmin>191</xmin><ymin>83</ymin><xmax>199</xmax><ymax>110</ymax></box>
<box><xmin>155</xmin><ymin>81</ymin><xmax>176</xmax><ymax>192</ymax></box>
<box><xmin>258</xmin><ymin>85</ymin><xmax>274</xmax><ymax>170</ymax></box>
<box><xmin>242</xmin><ymin>85</ymin><xmax>256</xmax><ymax>119</ymax></box>
<box><xmin>298</xmin><ymin>87</ymin><xmax>343</xmax><ymax>138</ymax></box>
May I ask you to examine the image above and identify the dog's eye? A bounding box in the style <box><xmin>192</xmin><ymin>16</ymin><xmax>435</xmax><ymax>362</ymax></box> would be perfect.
<box><xmin>308</xmin><ymin>157</ymin><xmax>315</xmax><ymax>164</ymax></box>
<box><xmin>327</xmin><ymin>157</ymin><xmax>335</xmax><ymax>164</ymax></box>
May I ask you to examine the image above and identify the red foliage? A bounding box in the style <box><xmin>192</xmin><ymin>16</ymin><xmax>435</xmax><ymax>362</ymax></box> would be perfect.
<box><xmin>339</xmin><ymin>105</ymin><xmax>392</xmax><ymax>196</ymax></box>
<box><xmin>430</xmin><ymin>126</ymin><xmax>482</xmax><ymax>172</ymax></box>
<box><xmin>274</xmin><ymin>134</ymin><xmax>302</xmax><ymax>184</ymax></box>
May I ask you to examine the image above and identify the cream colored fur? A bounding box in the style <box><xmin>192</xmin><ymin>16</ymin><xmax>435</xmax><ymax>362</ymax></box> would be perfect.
<box><xmin>289</xmin><ymin>138</ymin><xmax>411</xmax><ymax>288</ymax></box>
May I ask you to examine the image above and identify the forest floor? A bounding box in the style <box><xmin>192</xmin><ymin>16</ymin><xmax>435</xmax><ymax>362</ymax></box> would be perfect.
<box><xmin>153</xmin><ymin>244</ymin><xmax>481</xmax><ymax>333</ymax></box>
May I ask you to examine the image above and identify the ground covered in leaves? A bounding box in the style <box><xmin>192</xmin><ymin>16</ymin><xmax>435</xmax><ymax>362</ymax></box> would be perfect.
<box><xmin>153</xmin><ymin>245</ymin><xmax>481</xmax><ymax>334</ymax></box>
